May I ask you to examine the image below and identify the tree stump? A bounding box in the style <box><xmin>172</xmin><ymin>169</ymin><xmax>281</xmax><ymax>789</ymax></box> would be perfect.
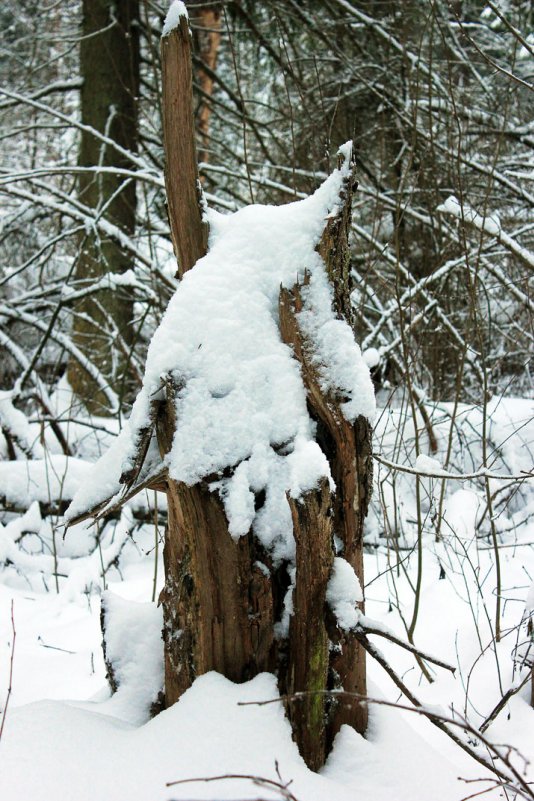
<box><xmin>69</xmin><ymin>8</ymin><xmax>374</xmax><ymax>773</ymax></box>
<box><xmin>155</xmin><ymin>107</ymin><xmax>372</xmax><ymax>766</ymax></box>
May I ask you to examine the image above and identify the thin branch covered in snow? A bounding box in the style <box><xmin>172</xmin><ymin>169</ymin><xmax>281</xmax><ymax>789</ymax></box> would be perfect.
<box><xmin>374</xmin><ymin>453</ymin><xmax>534</xmax><ymax>483</ymax></box>
<box><xmin>438</xmin><ymin>196</ymin><xmax>534</xmax><ymax>271</ymax></box>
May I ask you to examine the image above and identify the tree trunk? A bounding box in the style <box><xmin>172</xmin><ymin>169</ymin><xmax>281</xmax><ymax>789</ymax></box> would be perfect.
<box><xmin>157</xmin><ymin>188</ymin><xmax>371</xmax><ymax>771</ymax></box>
<box><xmin>161</xmin><ymin>12</ymin><xmax>209</xmax><ymax>279</ymax></box>
<box><xmin>68</xmin><ymin>0</ymin><xmax>140</xmax><ymax>414</ymax></box>
<box><xmin>157</xmin><ymin>14</ymin><xmax>372</xmax><ymax>771</ymax></box>
<box><xmin>156</xmin><ymin>375</ymin><xmax>278</xmax><ymax>703</ymax></box>
<box><xmin>187</xmin><ymin>1</ymin><xmax>222</xmax><ymax>165</ymax></box>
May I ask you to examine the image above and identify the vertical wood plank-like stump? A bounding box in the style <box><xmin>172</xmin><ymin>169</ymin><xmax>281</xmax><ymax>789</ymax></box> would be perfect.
<box><xmin>286</xmin><ymin>480</ymin><xmax>334</xmax><ymax>771</ymax></box>
<box><xmin>158</xmin><ymin>14</ymin><xmax>372</xmax><ymax>772</ymax></box>
<box><xmin>278</xmin><ymin>155</ymin><xmax>371</xmax><ymax>751</ymax></box>
<box><xmin>161</xmin><ymin>13</ymin><xmax>209</xmax><ymax>278</ymax></box>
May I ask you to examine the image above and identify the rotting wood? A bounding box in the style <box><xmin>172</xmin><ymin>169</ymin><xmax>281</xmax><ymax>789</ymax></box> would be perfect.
<box><xmin>278</xmin><ymin>153</ymin><xmax>372</xmax><ymax>750</ymax></box>
<box><xmin>161</xmin><ymin>13</ymin><xmax>209</xmax><ymax>278</ymax></box>
<box><xmin>156</xmin><ymin>376</ymin><xmax>278</xmax><ymax>705</ymax></box>
<box><xmin>286</xmin><ymin>479</ymin><xmax>333</xmax><ymax>772</ymax></box>
<box><xmin>279</xmin><ymin>283</ymin><xmax>370</xmax><ymax>747</ymax></box>
<box><xmin>317</xmin><ymin>150</ymin><xmax>357</xmax><ymax>326</ymax></box>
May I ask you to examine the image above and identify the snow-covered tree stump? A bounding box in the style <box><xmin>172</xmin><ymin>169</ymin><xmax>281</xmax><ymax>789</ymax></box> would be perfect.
<box><xmin>151</xmin><ymin>153</ymin><xmax>372</xmax><ymax>768</ymax></box>
<box><xmin>66</xmin><ymin>3</ymin><xmax>375</xmax><ymax>772</ymax></box>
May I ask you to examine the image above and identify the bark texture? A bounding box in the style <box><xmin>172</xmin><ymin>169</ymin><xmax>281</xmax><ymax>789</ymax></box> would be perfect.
<box><xmin>286</xmin><ymin>480</ymin><xmax>333</xmax><ymax>771</ymax></box>
<box><xmin>68</xmin><ymin>0</ymin><xmax>139</xmax><ymax>413</ymax></box>
<box><xmin>161</xmin><ymin>14</ymin><xmax>209</xmax><ymax>278</ymax></box>
<box><xmin>279</xmin><ymin>280</ymin><xmax>371</xmax><ymax>744</ymax></box>
<box><xmin>156</xmin><ymin>377</ymin><xmax>278</xmax><ymax>703</ymax></box>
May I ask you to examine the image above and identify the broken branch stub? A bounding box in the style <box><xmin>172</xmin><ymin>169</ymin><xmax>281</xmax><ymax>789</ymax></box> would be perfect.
<box><xmin>161</xmin><ymin>13</ymin><xmax>209</xmax><ymax>278</ymax></box>
<box><xmin>317</xmin><ymin>149</ymin><xmax>358</xmax><ymax>325</ymax></box>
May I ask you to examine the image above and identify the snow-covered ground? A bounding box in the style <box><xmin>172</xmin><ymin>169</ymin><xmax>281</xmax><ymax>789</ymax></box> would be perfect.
<box><xmin>1</xmin><ymin>147</ymin><xmax>533</xmax><ymax>799</ymax></box>
<box><xmin>1</xmin><ymin>532</ymin><xmax>524</xmax><ymax>801</ymax></box>
<box><xmin>1</xmin><ymin>393</ymin><xmax>533</xmax><ymax>800</ymax></box>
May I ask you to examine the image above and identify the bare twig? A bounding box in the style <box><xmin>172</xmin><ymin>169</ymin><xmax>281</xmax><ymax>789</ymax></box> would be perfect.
<box><xmin>167</xmin><ymin>765</ymin><xmax>300</xmax><ymax>801</ymax></box>
<box><xmin>358</xmin><ymin>621</ymin><xmax>456</xmax><ymax>673</ymax></box>
<box><xmin>0</xmin><ymin>601</ymin><xmax>16</xmax><ymax>741</ymax></box>
<box><xmin>479</xmin><ymin>672</ymin><xmax>532</xmax><ymax>734</ymax></box>
<box><xmin>374</xmin><ymin>454</ymin><xmax>533</xmax><ymax>483</ymax></box>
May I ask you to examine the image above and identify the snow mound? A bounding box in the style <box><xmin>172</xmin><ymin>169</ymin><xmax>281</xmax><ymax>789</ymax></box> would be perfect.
<box><xmin>0</xmin><ymin>672</ymin><xmax>468</xmax><ymax>801</ymax></box>
<box><xmin>66</xmin><ymin>146</ymin><xmax>375</xmax><ymax>561</ymax></box>
<box><xmin>326</xmin><ymin>556</ymin><xmax>363</xmax><ymax>630</ymax></box>
<box><xmin>100</xmin><ymin>592</ymin><xmax>163</xmax><ymax>725</ymax></box>
<box><xmin>0</xmin><ymin>456</ymin><xmax>90</xmax><ymax>508</ymax></box>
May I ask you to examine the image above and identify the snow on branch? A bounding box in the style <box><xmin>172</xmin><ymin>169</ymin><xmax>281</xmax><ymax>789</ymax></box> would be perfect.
<box><xmin>374</xmin><ymin>452</ymin><xmax>534</xmax><ymax>482</ymax></box>
<box><xmin>437</xmin><ymin>195</ymin><xmax>534</xmax><ymax>270</ymax></box>
<box><xmin>162</xmin><ymin>1</ymin><xmax>189</xmax><ymax>38</ymax></box>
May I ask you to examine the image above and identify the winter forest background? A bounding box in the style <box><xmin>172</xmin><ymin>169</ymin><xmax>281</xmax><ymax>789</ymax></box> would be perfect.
<box><xmin>1</xmin><ymin>1</ymin><xmax>533</xmax><ymax>800</ymax></box>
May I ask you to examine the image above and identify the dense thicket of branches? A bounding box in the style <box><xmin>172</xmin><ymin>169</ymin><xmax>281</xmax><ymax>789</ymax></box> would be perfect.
<box><xmin>1</xmin><ymin>1</ymin><xmax>532</xmax><ymax>421</ymax></box>
<box><xmin>202</xmin><ymin>0</ymin><xmax>533</xmax><ymax>402</ymax></box>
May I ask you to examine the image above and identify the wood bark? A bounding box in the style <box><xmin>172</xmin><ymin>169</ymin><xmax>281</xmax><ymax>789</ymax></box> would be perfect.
<box><xmin>68</xmin><ymin>0</ymin><xmax>139</xmax><ymax>413</ymax></box>
<box><xmin>286</xmin><ymin>480</ymin><xmax>333</xmax><ymax>772</ymax></box>
<box><xmin>156</xmin><ymin>378</ymin><xmax>278</xmax><ymax>704</ymax></box>
<box><xmin>278</xmin><ymin>283</ymin><xmax>370</xmax><ymax>748</ymax></box>
<box><xmin>161</xmin><ymin>14</ymin><xmax>209</xmax><ymax>279</ymax></box>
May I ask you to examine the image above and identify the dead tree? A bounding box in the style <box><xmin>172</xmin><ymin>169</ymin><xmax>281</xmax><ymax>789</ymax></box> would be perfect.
<box><xmin>68</xmin><ymin>0</ymin><xmax>140</xmax><ymax>412</ymax></box>
<box><xmin>156</xmin><ymin>160</ymin><xmax>371</xmax><ymax>772</ymax></box>
<box><xmin>68</xmin><ymin>7</ymin><xmax>373</xmax><ymax>772</ymax></box>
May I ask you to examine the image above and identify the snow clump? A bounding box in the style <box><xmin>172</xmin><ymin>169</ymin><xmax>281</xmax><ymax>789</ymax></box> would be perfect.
<box><xmin>162</xmin><ymin>1</ymin><xmax>188</xmax><ymax>37</ymax></box>
<box><xmin>326</xmin><ymin>557</ymin><xmax>363</xmax><ymax>631</ymax></box>
<box><xmin>66</xmin><ymin>145</ymin><xmax>375</xmax><ymax>564</ymax></box>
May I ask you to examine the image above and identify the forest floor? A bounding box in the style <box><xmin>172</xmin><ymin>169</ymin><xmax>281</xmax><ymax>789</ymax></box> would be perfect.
<box><xmin>1</xmin><ymin>389</ymin><xmax>533</xmax><ymax>801</ymax></box>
